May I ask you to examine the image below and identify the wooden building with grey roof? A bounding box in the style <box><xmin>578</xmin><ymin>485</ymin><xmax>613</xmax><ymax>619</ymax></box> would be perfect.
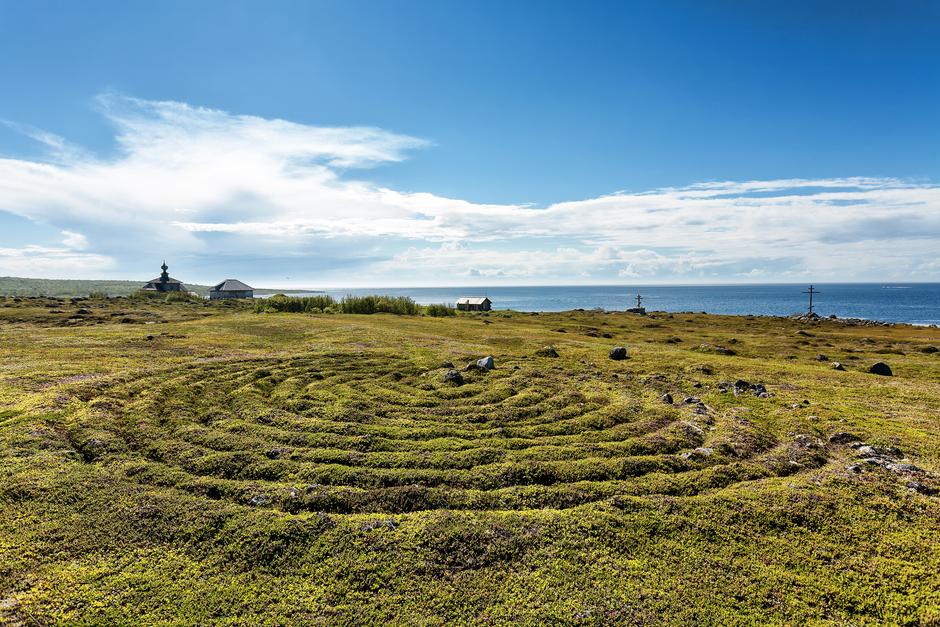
<box><xmin>456</xmin><ymin>296</ymin><xmax>492</xmax><ymax>311</ymax></box>
<box><xmin>209</xmin><ymin>279</ymin><xmax>254</xmax><ymax>300</ymax></box>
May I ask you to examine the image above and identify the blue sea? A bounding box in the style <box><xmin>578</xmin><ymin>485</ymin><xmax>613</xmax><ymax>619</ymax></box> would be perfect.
<box><xmin>268</xmin><ymin>284</ymin><xmax>940</xmax><ymax>326</ymax></box>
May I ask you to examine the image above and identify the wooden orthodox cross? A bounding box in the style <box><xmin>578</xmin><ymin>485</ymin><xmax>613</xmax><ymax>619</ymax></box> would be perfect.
<box><xmin>802</xmin><ymin>285</ymin><xmax>820</xmax><ymax>314</ymax></box>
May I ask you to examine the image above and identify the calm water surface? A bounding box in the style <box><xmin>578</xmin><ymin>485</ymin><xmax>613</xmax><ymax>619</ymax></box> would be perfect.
<box><xmin>264</xmin><ymin>284</ymin><xmax>940</xmax><ymax>325</ymax></box>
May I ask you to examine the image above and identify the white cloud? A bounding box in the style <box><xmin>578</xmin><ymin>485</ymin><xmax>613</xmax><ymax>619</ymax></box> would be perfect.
<box><xmin>0</xmin><ymin>93</ymin><xmax>939</xmax><ymax>283</ymax></box>
<box><xmin>60</xmin><ymin>230</ymin><xmax>89</xmax><ymax>250</ymax></box>
<box><xmin>0</xmin><ymin>245</ymin><xmax>113</xmax><ymax>278</ymax></box>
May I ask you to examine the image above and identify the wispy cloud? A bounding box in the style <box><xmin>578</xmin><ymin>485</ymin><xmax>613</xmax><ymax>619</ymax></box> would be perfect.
<box><xmin>0</xmin><ymin>94</ymin><xmax>938</xmax><ymax>284</ymax></box>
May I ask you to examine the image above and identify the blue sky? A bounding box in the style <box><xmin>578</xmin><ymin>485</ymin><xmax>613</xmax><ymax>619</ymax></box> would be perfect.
<box><xmin>0</xmin><ymin>0</ymin><xmax>938</xmax><ymax>286</ymax></box>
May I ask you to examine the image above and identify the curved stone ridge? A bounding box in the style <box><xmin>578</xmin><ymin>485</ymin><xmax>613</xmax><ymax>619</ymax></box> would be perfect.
<box><xmin>71</xmin><ymin>351</ymin><xmax>825</xmax><ymax>514</ymax></box>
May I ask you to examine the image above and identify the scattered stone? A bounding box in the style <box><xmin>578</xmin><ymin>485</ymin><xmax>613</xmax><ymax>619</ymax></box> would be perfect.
<box><xmin>815</xmin><ymin>354</ymin><xmax>829</xmax><ymax>362</ymax></box>
<box><xmin>477</xmin><ymin>356</ymin><xmax>495</xmax><ymax>370</ymax></box>
<box><xmin>696</xmin><ymin>343</ymin><xmax>736</xmax><ymax>356</ymax></box>
<box><xmin>831</xmin><ymin>362</ymin><xmax>845</xmax><ymax>371</ymax></box>
<box><xmin>868</xmin><ymin>362</ymin><xmax>893</xmax><ymax>376</ymax></box>
<box><xmin>661</xmin><ymin>393</ymin><xmax>673</xmax><ymax>404</ymax></box>
<box><xmin>553</xmin><ymin>328</ymin><xmax>567</xmax><ymax>333</ymax></box>
<box><xmin>442</xmin><ymin>369</ymin><xmax>464</xmax><ymax>385</ymax></box>
<box><xmin>683</xmin><ymin>396</ymin><xmax>701</xmax><ymax>404</ymax></box>
<box><xmin>265</xmin><ymin>447</ymin><xmax>292</xmax><ymax>459</ymax></box>
<box><xmin>907</xmin><ymin>481</ymin><xmax>938</xmax><ymax>496</ymax></box>
<box><xmin>360</xmin><ymin>519</ymin><xmax>399</xmax><ymax>532</ymax></box>
<box><xmin>689</xmin><ymin>364</ymin><xmax>713</xmax><ymax>374</ymax></box>
<box><xmin>249</xmin><ymin>495</ymin><xmax>271</xmax><ymax>507</ymax></box>
<box><xmin>535</xmin><ymin>346</ymin><xmax>559</xmax><ymax>358</ymax></box>
<box><xmin>608</xmin><ymin>346</ymin><xmax>628</xmax><ymax>361</ymax></box>
<box><xmin>920</xmin><ymin>346</ymin><xmax>939</xmax><ymax>354</ymax></box>
<box><xmin>440</xmin><ymin>361</ymin><xmax>455</xmax><ymax>369</ymax></box>
<box><xmin>145</xmin><ymin>334</ymin><xmax>154</xmax><ymax>341</ymax></box>
<box><xmin>717</xmin><ymin>382</ymin><xmax>731</xmax><ymax>393</ymax></box>
<box><xmin>692</xmin><ymin>403</ymin><xmax>708</xmax><ymax>415</ymax></box>
<box><xmin>692</xmin><ymin>382</ymin><xmax>702</xmax><ymax>388</ymax></box>
<box><xmin>828</xmin><ymin>432</ymin><xmax>858</xmax><ymax>445</ymax></box>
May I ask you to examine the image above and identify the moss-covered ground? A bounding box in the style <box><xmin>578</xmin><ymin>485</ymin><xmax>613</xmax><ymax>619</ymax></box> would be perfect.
<box><xmin>1</xmin><ymin>296</ymin><xmax>938</xmax><ymax>624</ymax></box>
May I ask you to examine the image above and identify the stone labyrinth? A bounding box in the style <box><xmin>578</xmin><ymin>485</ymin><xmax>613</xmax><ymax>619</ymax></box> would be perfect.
<box><xmin>71</xmin><ymin>351</ymin><xmax>829</xmax><ymax>514</ymax></box>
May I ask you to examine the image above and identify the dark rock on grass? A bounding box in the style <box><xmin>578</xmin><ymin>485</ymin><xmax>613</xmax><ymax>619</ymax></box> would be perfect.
<box><xmin>689</xmin><ymin>364</ymin><xmax>713</xmax><ymax>374</ymax></box>
<box><xmin>828</xmin><ymin>432</ymin><xmax>859</xmax><ymax>445</ymax></box>
<box><xmin>249</xmin><ymin>495</ymin><xmax>271</xmax><ymax>507</ymax></box>
<box><xmin>661</xmin><ymin>393</ymin><xmax>673</xmax><ymax>404</ymax></box>
<box><xmin>831</xmin><ymin>362</ymin><xmax>845</xmax><ymax>371</ymax></box>
<box><xmin>733</xmin><ymin>379</ymin><xmax>750</xmax><ymax>392</ymax></box>
<box><xmin>477</xmin><ymin>356</ymin><xmax>495</xmax><ymax>370</ymax></box>
<box><xmin>815</xmin><ymin>354</ymin><xmax>829</xmax><ymax>362</ymax></box>
<box><xmin>442</xmin><ymin>369</ymin><xmax>464</xmax><ymax>385</ymax></box>
<box><xmin>907</xmin><ymin>481</ymin><xmax>939</xmax><ymax>496</ymax></box>
<box><xmin>920</xmin><ymin>346</ymin><xmax>939</xmax><ymax>354</ymax></box>
<box><xmin>717</xmin><ymin>382</ymin><xmax>731</xmax><ymax>393</ymax></box>
<box><xmin>608</xmin><ymin>346</ymin><xmax>628</xmax><ymax>360</ymax></box>
<box><xmin>553</xmin><ymin>328</ymin><xmax>567</xmax><ymax>333</ymax></box>
<box><xmin>265</xmin><ymin>447</ymin><xmax>292</xmax><ymax>459</ymax></box>
<box><xmin>440</xmin><ymin>361</ymin><xmax>455</xmax><ymax>369</ymax></box>
<box><xmin>868</xmin><ymin>362</ymin><xmax>893</xmax><ymax>376</ymax></box>
<box><xmin>535</xmin><ymin>346</ymin><xmax>559</xmax><ymax>358</ymax></box>
<box><xmin>696</xmin><ymin>343</ymin><xmax>736</xmax><ymax>356</ymax></box>
<box><xmin>683</xmin><ymin>396</ymin><xmax>701</xmax><ymax>404</ymax></box>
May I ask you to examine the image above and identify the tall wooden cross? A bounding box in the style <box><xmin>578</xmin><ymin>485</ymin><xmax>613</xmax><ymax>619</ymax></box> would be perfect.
<box><xmin>635</xmin><ymin>293</ymin><xmax>643</xmax><ymax>309</ymax></box>
<box><xmin>802</xmin><ymin>285</ymin><xmax>820</xmax><ymax>314</ymax></box>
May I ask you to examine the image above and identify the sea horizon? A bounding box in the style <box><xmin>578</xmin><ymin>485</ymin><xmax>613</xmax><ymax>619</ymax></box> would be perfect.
<box><xmin>256</xmin><ymin>283</ymin><xmax>940</xmax><ymax>325</ymax></box>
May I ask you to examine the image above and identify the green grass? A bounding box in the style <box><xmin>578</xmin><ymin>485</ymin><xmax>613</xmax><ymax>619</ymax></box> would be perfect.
<box><xmin>0</xmin><ymin>297</ymin><xmax>938</xmax><ymax>624</ymax></box>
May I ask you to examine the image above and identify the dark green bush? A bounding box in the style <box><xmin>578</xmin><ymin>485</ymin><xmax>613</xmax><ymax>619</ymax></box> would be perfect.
<box><xmin>424</xmin><ymin>303</ymin><xmax>456</xmax><ymax>317</ymax></box>
<box><xmin>255</xmin><ymin>294</ymin><xmax>337</xmax><ymax>313</ymax></box>
<box><xmin>339</xmin><ymin>295</ymin><xmax>420</xmax><ymax>315</ymax></box>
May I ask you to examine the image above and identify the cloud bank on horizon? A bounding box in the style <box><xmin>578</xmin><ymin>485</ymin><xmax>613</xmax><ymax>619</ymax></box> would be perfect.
<box><xmin>1</xmin><ymin>94</ymin><xmax>938</xmax><ymax>286</ymax></box>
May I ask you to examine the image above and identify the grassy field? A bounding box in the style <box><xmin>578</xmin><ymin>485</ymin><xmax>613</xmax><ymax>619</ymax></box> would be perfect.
<box><xmin>0</xmin><ymin>295</ymin><xmax>938</xmax><ymax>624</ymax></box>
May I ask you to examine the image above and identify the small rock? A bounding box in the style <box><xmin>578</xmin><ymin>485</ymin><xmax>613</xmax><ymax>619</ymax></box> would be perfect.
<box><xmin>815</xmin><ymin>354</ymin><xmax>829</xmax><ymax>362</ymax></box>
<box><xmin>265</xmin><ymin>447</ymin><xmax>292</xmax><ymax>459</ymax></box>
<box><xmin>907</xmin><ymin>481</ymin><xmax>938</xmax><ymax>496</ymax></box>
<box><xmin>535</xmin><ymin>346</ymin><xmax>559</xmax><ymax>358</ymax></box>
<box><xmin>609</xmin><ymin>346</ymin><xmax>628</xmax><ymax>360</ymax></box>
<box><xmin>920</xmin><ymin>346</ymin><xmax>939</xmax><ymax>354</ymax></box>
<box><xmin>661</xmin><ymin>393</ymin><xmax>673</xmax><ymax>404</ymax></box>
<box><xmin>249</xmin><ymin>495</ymin><xmax>271</xmax><ymax>507</ymax></box>
<box><xmin>683</xmin><ymin>396</ymin><xmax>701</xmax><ymax>404</ymax></box>
<box><xmin>440</xmin><ymin>361</ymin><xmax>455</xmax><ymax>369</ymax></box>
<box><xmin>442</xmin><ymin>369</ymin><xmax>464</xmax><ymax>385</ymax></box>
<box><xmin>477</xmin><ymin>356</ymin><xmax>495</xmax><ymax>370</ymax></box>
<box><xmin>868</xmin><ymin>362</ymin><xmax>893</xmax><ymax>376</ymax></box>
<box><xmin>828</xmin><ymin>432</ymin><xmax>858</xmax><ymax>445</ymax></box>
<box><xmin>831</xmin><ymin>362</ymin><xmax>845</xmax><ymax>371</ymax></box>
